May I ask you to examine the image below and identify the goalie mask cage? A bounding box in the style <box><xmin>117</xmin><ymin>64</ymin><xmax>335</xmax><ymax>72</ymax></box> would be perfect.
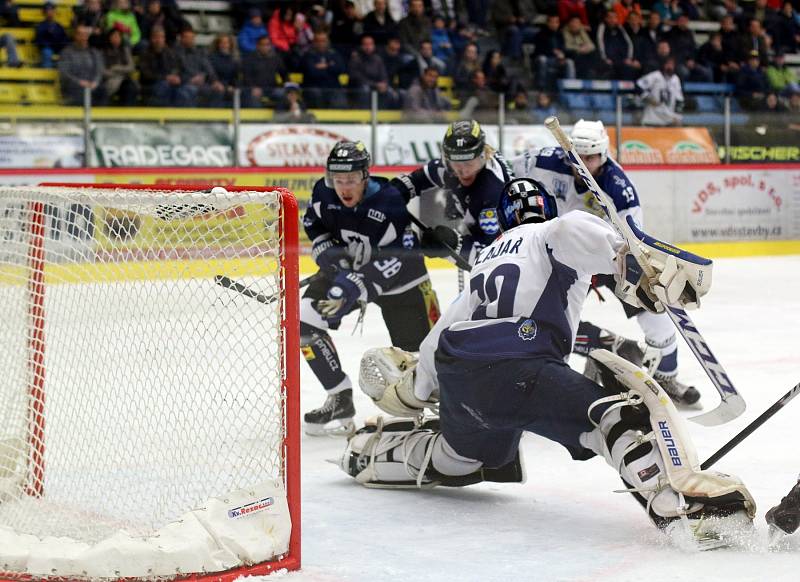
<box><xmin>0</xmin><ymin>184</ymin><xmax>300</xmax><ymax>581</ymax></box>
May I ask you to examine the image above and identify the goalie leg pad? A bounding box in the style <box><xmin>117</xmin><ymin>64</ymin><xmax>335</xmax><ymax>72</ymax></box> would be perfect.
<box><xmin>340</xmin><ymin>417</ymin><xmax>523</xmax><ymax>489</ymax></box>
<box><xmin>580</xmin><ymin>349</ymin><xmax>755</xmax><ymax>528</ymax></box>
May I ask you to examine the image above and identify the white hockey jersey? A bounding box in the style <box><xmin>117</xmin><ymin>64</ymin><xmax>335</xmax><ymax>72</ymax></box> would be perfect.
<box><xmin>414</xmin><ymin>211</ymin><xmax>624</xmax><ymax>400</ymax></box>
<box><xmin>510</xmin><ymin>147</ymin><xmax>644</xmax><ymax>229</ymax></box>
<box><xmin>636</xmin><ymin>69</ymin><xmax>684</xmax><ymax>126</ymax></box>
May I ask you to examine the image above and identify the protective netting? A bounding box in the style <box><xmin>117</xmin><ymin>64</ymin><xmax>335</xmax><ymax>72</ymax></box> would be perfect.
<box><xmin>0</xmin><ymin>186</ymin><xmax>292</xmax><ymax>549</ymax></box>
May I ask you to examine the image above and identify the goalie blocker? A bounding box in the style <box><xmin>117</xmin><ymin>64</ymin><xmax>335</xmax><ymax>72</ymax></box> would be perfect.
<box><xmin>615</xmin><ymin>218</ymin><xmax>712</xmax><ymax>314</ymax></box>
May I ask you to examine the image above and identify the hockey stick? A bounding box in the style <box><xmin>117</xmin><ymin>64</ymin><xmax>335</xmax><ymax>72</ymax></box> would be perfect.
<box><xmin>544</xmin><ymin>116</ymin><xmax>745</xmax><ymax>426</ymax></box>
<box><xmin>701</xmin><ymin>382</ymin><xmax>800</xmax><ymax>470</ymax></box>
<box><xmin>406</xmin><ymin>212</ymin><xmax>473</xmax><ymax>272</ymax></box>
<box><xmin>215</xmin><ymin>272</ymin><xmax>322</xmax><ymax>305</ymax></box>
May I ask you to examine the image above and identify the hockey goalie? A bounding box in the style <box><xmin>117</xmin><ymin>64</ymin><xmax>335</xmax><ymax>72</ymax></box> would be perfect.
<box><xmin>339</xmin><ymin>178</ymin><xmax>754</xmax><ymax>549</ymax></box>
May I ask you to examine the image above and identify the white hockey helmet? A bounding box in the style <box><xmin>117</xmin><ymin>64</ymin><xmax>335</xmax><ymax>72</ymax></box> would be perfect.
<box><xmin>571</xmin><ymin>119</ymin><xmax>609</xmax><ymax>165</ymax></box>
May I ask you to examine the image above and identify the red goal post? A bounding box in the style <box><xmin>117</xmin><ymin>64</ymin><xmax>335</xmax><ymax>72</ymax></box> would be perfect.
<box><xmin>0</xmin><ymin>183</ymin><xmax>300</xmax><ymax>580</ymax></box>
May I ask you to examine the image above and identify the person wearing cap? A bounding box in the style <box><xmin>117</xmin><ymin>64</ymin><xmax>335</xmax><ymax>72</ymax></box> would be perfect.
<box><xmin>299</xmin><ymin>141</ymin><xmax>439</xmax><ymax>436</ymax></box>
<box><xmin>35</xmin><ymin>1</ymin><xmax>69</xmax><ymax>68</ymax></box>
<box><xmin>241</xmin><ymin>34</ymin><xmax>285</xmax><ymax>107</ymax></box>
<box><xmin>274</xmin><ymin>81</ymin><xmax>315</xmax><ymax>122</ymax></box>
<box><xmin>237</xmin><ymin>7</ymin><xmax>267</xmax><ymax>54</ymax></box>
<box><xmin>736</xmin><ymin>48</ymin><xmax>769</xmax><ymax>109</ymax></box>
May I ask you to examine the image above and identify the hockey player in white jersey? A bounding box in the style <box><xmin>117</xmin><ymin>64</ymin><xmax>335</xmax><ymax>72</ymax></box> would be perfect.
<box><xmin>341</xmin><ymin>178</ymin><xmax>754</xmax><ymax>546</ymax></box>
<box><xmin>511</xmin><ymin>119</ymin><xmax>700</xmax><ymax>407</ymax></box>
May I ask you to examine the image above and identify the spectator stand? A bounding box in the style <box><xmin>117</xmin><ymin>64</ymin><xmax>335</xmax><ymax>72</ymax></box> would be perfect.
<box><xmin>681</xmin><ymin>82</ymin><xmax>748</xmax><ymax>126</ymax></box>
<box><xmin>176</xmin><ymin>0</ymin><xmax>232</xmax><ymax>47</ymax></box>
<box><xmin>557</xmin><ymin>79</ymin><xmax>637</xmax><ymax>124</ymax></box>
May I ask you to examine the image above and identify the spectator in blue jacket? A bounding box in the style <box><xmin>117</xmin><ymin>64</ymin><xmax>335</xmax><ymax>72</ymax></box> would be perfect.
<box><xmin>35</xmin><ymin>2</ymin><xmax>70</xmax><ymax>68</ymax></box>
<box><xmin>237</xmin><ymin>7</ymin><xmax>267</xmax><ymax>54</ymax></box>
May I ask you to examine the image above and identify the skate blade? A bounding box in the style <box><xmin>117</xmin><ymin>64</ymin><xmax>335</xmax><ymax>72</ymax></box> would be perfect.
<box><xmin>304</xmin><ymin>419</ymin><xmax>356</xmax><ymax>437</ymax></box>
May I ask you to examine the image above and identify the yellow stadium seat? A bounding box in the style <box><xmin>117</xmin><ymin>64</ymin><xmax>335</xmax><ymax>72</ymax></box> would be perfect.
<box><xmin>19</xmin><ymin>0</ymin><xmax>78</xmax><ymax>6</ymax></box>
<box><xmin>24</xmin><ymin>83</ymin><xmax>58</xmax><ymax>104</ymax></box>
<box><xmin>0</xmin><ymin>67</ymin><xmax>57</xmax><ymax>81</ymax></box>
<box><xmin>338</xmin><ymin>73</ymin><xmax>349</xmax><ymax>86</ymax></box>
<box><xmin>0</xmin><ymin>83</ymin><xmax>21</xmax><ymax>103</ymax></box>
<box><xmin>15</xmin><ymin>44</ymin><xmax>40</xmax><ymax>64</ymax></box>
<box><xmin>0</xmin><ymin>28</ymin><xmax>35</xmax><ymax>42</ymax></box>
<box><xmin>437</xmin><ymin>76</ymin><xmax>454</xmax><ymax>89</ymax></box>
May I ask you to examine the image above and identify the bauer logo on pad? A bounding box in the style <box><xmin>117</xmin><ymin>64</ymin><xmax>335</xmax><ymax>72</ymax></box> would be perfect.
<box><xmin>228</xmin><ymin>497</ymin><xmax>275</xmax><ymax>519</ymax></box>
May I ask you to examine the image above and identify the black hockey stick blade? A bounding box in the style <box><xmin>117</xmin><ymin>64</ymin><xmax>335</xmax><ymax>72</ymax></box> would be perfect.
<box><xmin>406</xmin><ymin>212</ymin><xmax>473</xmax><ymax>273</ymax></box>
<box><xmin>701</xmin><ymin>382</ymin><xmax>800</xmax><ymax>470</ymax></box>
<box><xmin>215</xmin><ymin>272</ymin><xmax>321</xmax><ymax>305</ymax></box>
<box><xmin>214</xmin><ymin>275</ymin><xmax>278</xmax><ymax>305</ymax></box>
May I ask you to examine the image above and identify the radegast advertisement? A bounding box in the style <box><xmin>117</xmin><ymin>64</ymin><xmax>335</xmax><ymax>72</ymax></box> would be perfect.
<box><xmin>91</xmin><ymin>124</ymin><xmax>233</xmax><ymax>167</ymax></box>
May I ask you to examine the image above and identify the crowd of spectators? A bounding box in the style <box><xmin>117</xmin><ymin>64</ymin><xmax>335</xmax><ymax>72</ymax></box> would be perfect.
<box><xmin>0</xmin><ymin>0</ymin><xmax>798</xmax><ymax>120</ymax></box>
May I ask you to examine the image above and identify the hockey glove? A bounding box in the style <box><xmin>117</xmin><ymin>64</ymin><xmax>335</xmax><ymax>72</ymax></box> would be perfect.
<box><xmin>316</xmin><ymin>271</ymin><xmax>368</xmax><ymax>325</ymax></box>
<box><xmin>312</xmin><ymin>239</ymin><xmax>352</xmax><ymax>276</ymax></box>
<box><xmin>420</xmin><ymin>225</ymin><xmax>462</xmax><ymax>258</ymax></box>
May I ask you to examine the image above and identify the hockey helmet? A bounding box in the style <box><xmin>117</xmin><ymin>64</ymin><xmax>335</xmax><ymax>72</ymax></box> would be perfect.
<box><xmin>325</xmin><ymin>141</ymin><xmax>371</xmax><ymax>187</ymax></box>
<box><xmin>442</xmin><ymin>120</ymin><xmax>486</xmax><ymax>163</ymax></box>
<box><xmin>497</xmin><ymin>178</ymin><xmax>557</xmax><ymax>231</ymax></box>
<box><xmin>570</xmin><ymin>119</ymin><xmax>609</xmax><ymax>165</ymax></box>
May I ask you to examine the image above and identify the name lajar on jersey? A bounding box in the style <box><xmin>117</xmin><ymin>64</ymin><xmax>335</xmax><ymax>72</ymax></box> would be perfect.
<box><xmin>473</xmin><ymin>235</ymin><xmax>524</xmax><ymax>266</ymax></box>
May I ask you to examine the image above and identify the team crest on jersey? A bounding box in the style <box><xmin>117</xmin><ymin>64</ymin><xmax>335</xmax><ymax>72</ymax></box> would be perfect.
<box><xmin>552</xmin><ymin>178</ymin><xmax>568</xmax><ymax>201</ymax></box>
<box><xmin>478</xmin><ymin>208</ymin><xmax>499</xmax><ymax>235</ymax></box>
<box><xmin>517</xmin><ymin>318</ymin><xmax>537</xmax><ymax>341</ymax></box>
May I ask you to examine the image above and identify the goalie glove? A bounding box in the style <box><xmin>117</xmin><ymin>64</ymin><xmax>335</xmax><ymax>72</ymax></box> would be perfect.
<box><xmin>420</xmin><ymin>225</ymin><xmax>462</xmax><ymax>259</ymax></box>
<box><xmin>316</xmin><ymin>271</ymin><xmax>368</xmax><ymax>325</ymax></box>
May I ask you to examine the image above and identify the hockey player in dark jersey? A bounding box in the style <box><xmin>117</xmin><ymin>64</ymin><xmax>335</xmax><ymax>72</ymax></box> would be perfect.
<box><xmin>301</xmin><ymin>140</ymin><xmax>440</xmax><ymax>435</ymax></box>
<box><xmin>391</xmin><ymin>120</ymin><xmax>513</xmax><ymax>264</ymax></box>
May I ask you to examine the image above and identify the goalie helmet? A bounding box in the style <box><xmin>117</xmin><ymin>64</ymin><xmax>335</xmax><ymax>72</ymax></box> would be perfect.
<box><xmin>497</xmin><ymin>178</ymin><xmax>557</xmax><ymax>231</ymax></box>
<box><xmin>441</xmin><ymin>120</ymin><xmax>486</xmax><ymax>163</ymax></box>
<box><xmin>325</xmin><ymin>141</ymin><xmax>371</xmax><ymax>187</ymax></box>
<box><xmin>571</xmin><ymin>119</ymin><xmax>609</xmax><ymax>165</ymax></box>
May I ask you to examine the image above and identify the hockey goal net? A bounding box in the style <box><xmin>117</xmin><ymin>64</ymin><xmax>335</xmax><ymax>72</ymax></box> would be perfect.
<box><xmin>0</xmin><ymin>184</ymin><xmax>300</xmax><ymax>580</ymax></box>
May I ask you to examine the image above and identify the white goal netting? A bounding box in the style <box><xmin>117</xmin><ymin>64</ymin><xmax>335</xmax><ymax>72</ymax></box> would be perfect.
<box><xmin>0</xmin><ymin>185</ymin><xmax>298</xmax><ymax>580</ymax></box>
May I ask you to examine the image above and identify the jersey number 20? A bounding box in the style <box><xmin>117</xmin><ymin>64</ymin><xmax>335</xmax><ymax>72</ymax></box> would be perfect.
<box><xmin>469</xmin><ymin>264</ymin><xmax>520</xmax><ymax>320</ymax></box>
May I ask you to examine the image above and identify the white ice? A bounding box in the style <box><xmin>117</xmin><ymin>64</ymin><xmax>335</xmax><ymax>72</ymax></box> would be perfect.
<box><xmin>250</xmin><ymin>255</ymin><xmax>800</xmax><ymax>582</ymax></box>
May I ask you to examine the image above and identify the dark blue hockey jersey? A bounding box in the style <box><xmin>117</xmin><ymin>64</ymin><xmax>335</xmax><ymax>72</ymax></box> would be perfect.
<box><xmin>303</xmin><ymin>176</ymin><xmax>429</xmax><ymax>297</ymax></box>
<box><xmin>392</xmin><ymin>154</ymin><xmax>514</xmax><ymax>260</ymax></box>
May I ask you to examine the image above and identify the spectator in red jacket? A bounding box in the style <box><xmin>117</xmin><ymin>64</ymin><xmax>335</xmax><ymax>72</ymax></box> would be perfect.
<box><xmin>269</xmin><ymin>6</ymin><xmax>297</xmax><ymax>55</ymax></box>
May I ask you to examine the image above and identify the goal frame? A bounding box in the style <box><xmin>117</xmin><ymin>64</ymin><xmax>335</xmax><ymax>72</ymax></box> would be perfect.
<box><xmin>0</xmin><ymin>182</ymin><xmax>301</xmax><ymax>580</ymax></box>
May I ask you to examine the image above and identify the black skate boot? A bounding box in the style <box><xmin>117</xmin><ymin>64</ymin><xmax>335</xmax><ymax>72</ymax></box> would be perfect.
<box><xmin>655</xmin><ymin>375</ymin><xmax>702</xmax><ymax>408</ymax></box>
<box><xmin>766</xmin><ymin>477</ymin><xmax>800</xmax><ymax>535</ymax></box>
<box><xmin>304</xmin><ymin>389</ymin><xmax>356</xmax><ymax>436</ymax></box>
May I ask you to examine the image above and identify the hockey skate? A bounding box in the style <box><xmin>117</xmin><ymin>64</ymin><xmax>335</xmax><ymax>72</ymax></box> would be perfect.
<box><xmin>766</xmin><ymin>477</ymin><xmax>800</xmax><ymax>537</ymax></box>
<box><xmin>304</xmin><ymin>389</ymin><xmax>356</xmax><ymax>437</ymax></box>
<box><xmin>654</xmin><ymin>375</ymin><xmax>702</xmax><ymax>409</ymax></box>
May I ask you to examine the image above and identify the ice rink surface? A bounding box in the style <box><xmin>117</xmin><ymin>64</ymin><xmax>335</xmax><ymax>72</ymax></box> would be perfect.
<box><xmin>263</xmin><ymin>256</ymin><xmax>800</xmax><ymax>582</ymax></box>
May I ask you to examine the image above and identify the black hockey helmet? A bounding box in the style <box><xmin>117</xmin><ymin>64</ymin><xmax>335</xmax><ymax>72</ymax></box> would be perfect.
<box><xmin>441</xmin><ymin>120</ymin><xmax>486</xmax><ymax>163</ymax></box>
<box><xmin>497</xmin><ymin>178</ymin><xmax>558</xmax><ymax>231</ymax></box>
<box><xmin>325</xmin><ymin>140</ymin><xmax>371</xmax><ymax>186</ymax></box>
